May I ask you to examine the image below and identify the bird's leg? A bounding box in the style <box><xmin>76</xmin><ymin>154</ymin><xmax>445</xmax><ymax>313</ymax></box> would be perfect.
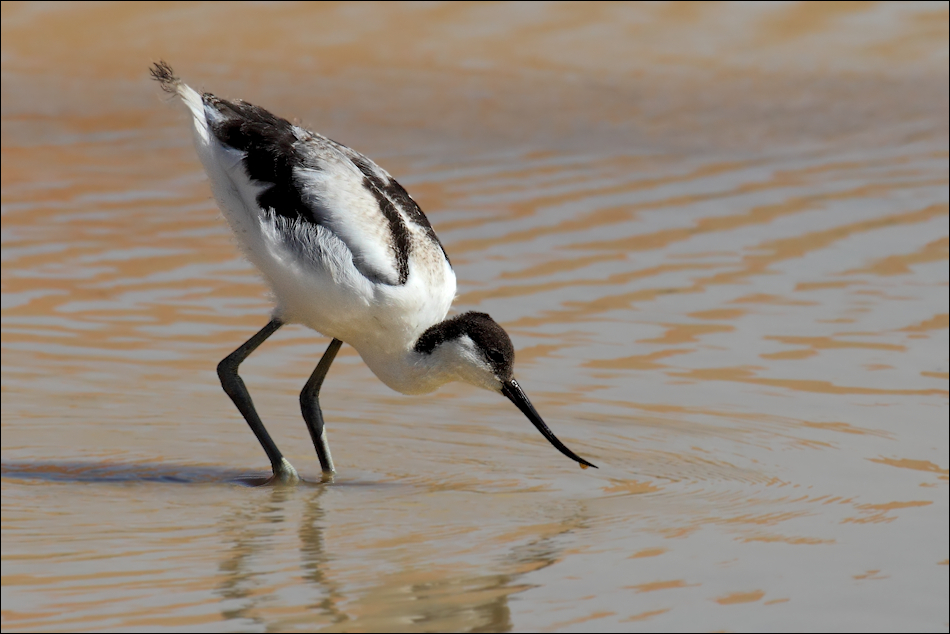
<box><xmin>300</xmin><ymin>338</ymin><xmax>343</xmax><ymax>477</ymax></box>
<box><xmin>217</xmin><ymin>318</ymin><xmax>299</xmax><ymax>484</ymax></box>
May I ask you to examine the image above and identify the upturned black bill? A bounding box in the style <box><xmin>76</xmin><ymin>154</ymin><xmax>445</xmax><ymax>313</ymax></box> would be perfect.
<box><xmin>501</xmin><ymin>378</ymin><xmax>598</xmax><ymax>469</ymax></box>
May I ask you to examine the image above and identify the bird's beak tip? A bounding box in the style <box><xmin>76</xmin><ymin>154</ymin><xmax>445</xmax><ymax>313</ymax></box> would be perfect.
<box><xmin>502</xmin><ymin>378</ymin><xmax>597</xmax><ymax>470</ymax></box>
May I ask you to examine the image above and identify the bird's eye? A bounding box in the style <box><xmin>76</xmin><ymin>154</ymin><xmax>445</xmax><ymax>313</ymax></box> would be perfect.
<box><xmin>487</xmin><ymin>349</ymin><xmax>504</xmax><ymax>364</ymax></box>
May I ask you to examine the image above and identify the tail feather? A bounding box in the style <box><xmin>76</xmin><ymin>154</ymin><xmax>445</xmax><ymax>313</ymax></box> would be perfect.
<box><xmin>149</xmin><ymin>60</ymin><xmax>181</xmax><ymax>93</ymax></box>
<box><xmin>150</xmin><ymin>61</ymin><xmax>210</xmax><ymax>142</ymax></box>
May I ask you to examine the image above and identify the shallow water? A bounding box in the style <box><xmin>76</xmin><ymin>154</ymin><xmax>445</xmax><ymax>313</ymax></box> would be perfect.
<box><xmin>2</xmin><ymin>2</ymin><xmax>948</xmax><ymax>632</ymax></box>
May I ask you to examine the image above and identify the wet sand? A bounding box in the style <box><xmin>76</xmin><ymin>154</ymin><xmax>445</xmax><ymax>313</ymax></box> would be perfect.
<box><xmin>2</xmin><ymin>2</ymin><xmax>948</xmax><ymax>631</ymax></box>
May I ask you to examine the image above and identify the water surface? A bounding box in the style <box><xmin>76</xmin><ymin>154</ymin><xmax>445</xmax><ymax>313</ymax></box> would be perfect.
<box><xmin>2</xmin><ymin>2</ymin><xmax>948</xmax><ymax>631</ymax></box>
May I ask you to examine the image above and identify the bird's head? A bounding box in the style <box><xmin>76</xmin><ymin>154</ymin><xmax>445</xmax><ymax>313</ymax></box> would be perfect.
<box><xmin>414</xmin><ymin>312</ymin><xmax>597</xmax><ymax>469</ymax></box>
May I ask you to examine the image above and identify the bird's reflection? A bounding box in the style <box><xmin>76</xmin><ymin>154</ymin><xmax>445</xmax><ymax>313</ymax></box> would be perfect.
<box><xmin>214</xmin><ymin>482</ymin><xmax>587</xmax><ymax>631</ymax></box>
<box><xmin>298</xmin><ymin>486</ymin><xmax>349</xmax><ymax>626</ymax></box>
<box><xmin>216</xmin><ymin>485</ymin><xmax>297</xmax><ymax>628</ymax></box>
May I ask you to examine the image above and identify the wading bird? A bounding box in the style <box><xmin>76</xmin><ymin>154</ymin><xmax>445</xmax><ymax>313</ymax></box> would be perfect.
<box><xmin>151</xmin><ymin>62</ymin><xmax>596</xmax><ymax>483</ymax></box>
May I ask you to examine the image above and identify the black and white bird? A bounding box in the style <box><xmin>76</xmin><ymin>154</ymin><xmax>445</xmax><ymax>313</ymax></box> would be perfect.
<box><xmin>151</xmin><ymin>61</ymin><xmax>596</xmax><ymax>483</ymax></box>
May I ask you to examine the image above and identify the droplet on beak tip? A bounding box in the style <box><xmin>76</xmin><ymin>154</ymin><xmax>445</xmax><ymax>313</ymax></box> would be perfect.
<box><xmin>579</xmin><ymin>463</ymin><xmax>589</xmax><ymax>470</ymax></box>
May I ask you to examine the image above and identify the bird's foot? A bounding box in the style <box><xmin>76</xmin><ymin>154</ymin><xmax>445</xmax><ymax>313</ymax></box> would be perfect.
<box><xmin>270</xmin><ymin>458</ymin><xmax>301</xmax><ymax>485</ymax></box>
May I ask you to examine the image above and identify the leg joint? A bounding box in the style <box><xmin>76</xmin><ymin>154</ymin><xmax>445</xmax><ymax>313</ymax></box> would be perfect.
<box><xmin>217</xmin><ymin>355</ymin><xmax>238</xmax><ymax>383</ymax></box>
<box><xmin>299</xmin><ymin>386</ymin><xmax>312</xmax><ymax>408</ymax></box>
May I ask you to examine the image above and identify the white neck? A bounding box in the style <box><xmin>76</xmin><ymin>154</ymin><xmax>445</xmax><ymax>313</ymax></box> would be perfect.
<box><xmin>355</xmin><ymin>335</ymin><xmax>497</xmax><ymax>396</ymax></box>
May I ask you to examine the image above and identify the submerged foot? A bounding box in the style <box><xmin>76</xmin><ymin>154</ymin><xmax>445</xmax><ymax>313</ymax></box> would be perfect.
<box><xmin>269</xmin><ymin>457</ymin><xmax>300</xmax><ymax>485</ymax></box>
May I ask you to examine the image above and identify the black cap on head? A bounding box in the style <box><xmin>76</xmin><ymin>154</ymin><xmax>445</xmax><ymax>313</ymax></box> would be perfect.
<box><xmin>416</xmin><ymin>312</ymin><xmax>597</xmax><ymax>469</ymax></box>
<box><xmin>414</xmin><ymin>311</ymin><xmax>514</xmax><ymax>380</ymax></box>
